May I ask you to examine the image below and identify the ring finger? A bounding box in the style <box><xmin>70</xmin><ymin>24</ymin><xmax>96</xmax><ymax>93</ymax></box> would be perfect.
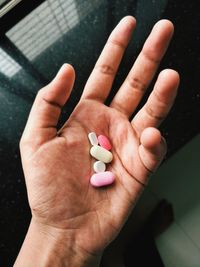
<box><xmin>110</xmin><ymin>20</ymin><xmax>174</xmax><ymax>117</ymax></box>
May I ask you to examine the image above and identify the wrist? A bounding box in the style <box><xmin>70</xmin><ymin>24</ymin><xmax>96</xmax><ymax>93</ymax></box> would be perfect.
<box><xmin>14</xmin><ymin>218</ymin><xmax>102</xmax><ymax>267</ymax></box>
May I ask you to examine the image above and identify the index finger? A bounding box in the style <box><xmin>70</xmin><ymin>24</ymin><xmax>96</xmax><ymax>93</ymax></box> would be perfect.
<box><xmin>81</xmin><ymin>16</ymin><xmax>136</xmax><ymax>102</ymax></box>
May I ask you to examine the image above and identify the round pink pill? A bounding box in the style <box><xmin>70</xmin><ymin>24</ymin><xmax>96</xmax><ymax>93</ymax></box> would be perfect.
<box><xmin>90</xmin><ymin>171</ymin><xmax>115</xmax><ymax>187</ymax></box>
<box><xmin>98</xmin><ymin>135</ymin><xmax>112</xmax><ymax>150</ymax></box>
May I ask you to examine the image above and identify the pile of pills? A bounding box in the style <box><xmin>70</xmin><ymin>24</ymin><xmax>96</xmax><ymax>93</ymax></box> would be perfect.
<box><xmin>88</xmin><ymin>132</ymin><xmax>115</xmax><ymax>187</ymax></box>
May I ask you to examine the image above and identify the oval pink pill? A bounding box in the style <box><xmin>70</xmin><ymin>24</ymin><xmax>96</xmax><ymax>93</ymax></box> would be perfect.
<box><xmin>98</xmin><ymin>135</ymin><xmax>112</xmax><ymax>150</ymax></box>
<box><xmin>90</xmin><ymin>171</ymin><xmax>115</xmax><ymax>187</ymax></box>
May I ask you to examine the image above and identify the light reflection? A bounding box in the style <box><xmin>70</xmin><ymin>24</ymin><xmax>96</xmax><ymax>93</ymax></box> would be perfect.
<box><xmin>0</xmin><ymin>48</ymin><xmax>21</xmax><ymax>77</ymax></box>
<box><xmin>6</xmin><ymin>0</ymin><xmax>80</xmax><ymax>61</ymax></box>
<box><xmin>6</xmin><ymin>0</ymin><xmax>102</xmax><ymax>61</ymax></box>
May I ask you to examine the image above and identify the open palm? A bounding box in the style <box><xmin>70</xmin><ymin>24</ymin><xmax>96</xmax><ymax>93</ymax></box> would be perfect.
<box><xmin>20</xmin><ymin>16</ymin><xmax>179</xmax><ymax>258</ymax></box>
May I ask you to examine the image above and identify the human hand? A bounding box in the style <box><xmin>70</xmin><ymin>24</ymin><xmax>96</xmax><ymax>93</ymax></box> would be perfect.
<box><xmin>16</xmin><ymin>16</ymin><xmax>179</xmax><ymax>267</ymax></box>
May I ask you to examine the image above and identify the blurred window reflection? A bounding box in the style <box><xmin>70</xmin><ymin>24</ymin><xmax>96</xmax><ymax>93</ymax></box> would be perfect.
<box><xmin>0</xmin><ymin>0</ymin><xmax>22</xmax><ymax>17</ymax></box>
<box><xmin>5</xmin><ymin>0</ymin><xmax>102</xmax><ymax>61</ymax></box>
<box><xmin>6</xmin><ymin>0</ymin><xmax>79</xmax><ymax>61</ymax></box>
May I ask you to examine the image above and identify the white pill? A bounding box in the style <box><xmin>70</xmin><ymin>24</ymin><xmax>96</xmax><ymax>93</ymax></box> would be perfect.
<box><xmin>93</xmin><ymin>161</ymin><xmax>106</xmax><ymax>173</ymax></box>
<box><xmin>90</xmin><ymin>145</ymin><xmax>113</xmax><ymax>163</ymax></box>
<box><xmin>88</xmin><ymin>132</ymin><xmax>98</xmax><ymax>146</ymax></box>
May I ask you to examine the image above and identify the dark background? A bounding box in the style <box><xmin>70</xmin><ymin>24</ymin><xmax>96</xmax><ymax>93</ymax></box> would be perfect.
<box><xmin>0</xmin><ymin>0</ymin><xmax>199</xmax><ymax>266</ymax></box>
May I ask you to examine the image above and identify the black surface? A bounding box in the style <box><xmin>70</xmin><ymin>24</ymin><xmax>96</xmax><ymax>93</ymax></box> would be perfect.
<box><xmin>124</xmin><ymin>200</ymin><xmax>173</xmax><ymax>267</ymax></box>
<box><xmin>0</xmin><ymin>0</ymin><xmax>199</xmax><ymax>266</ymax></box>
<box><xmin>0</xmin><ymin>0</ymin><xmax>46</xmax><ymax>34</ymax></box>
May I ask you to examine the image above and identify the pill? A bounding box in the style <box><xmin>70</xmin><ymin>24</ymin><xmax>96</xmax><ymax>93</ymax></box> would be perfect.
<box><xmin>90</xmin><ymin>171</ymin><xmax>115</xmax><ymax>187</ymax></box>
<box><xmin>88</xmin><ymin>132</ymin><xmax>98</xmax><ymax>146</ymax></box>
<box><xmin>93</xmin><ymin>161</ymin><xmax>106</xmax><ymax>173</ymax></box>
<box><xmin>90</xmin><ymin>145</ymin><xmax>113</xmax><ymax>163</ymax></box>
<box><xmin>98</xmin><ymin>135</ymin><xmax>112</xmax><ymax>150</ymax></box>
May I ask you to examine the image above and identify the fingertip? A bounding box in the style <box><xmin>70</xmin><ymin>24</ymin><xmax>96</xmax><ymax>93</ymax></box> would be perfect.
<box><xmin>51</xmin><ymin>63</ymin><xmax>75</xmax><ymax>93</ymax></box>
<box><xmin>54</xmin><ymin>63</ymin><xmax>75</xmax><ymax>82</ymax></box>
<box><xmin>108</xmin><ymin>16</ymin><xmax>136</xmax><ymax>52</ymax></box>
<box><xmin>157</xmin><ymin>70</ymin><xmax>180</xmax><ymax>99</ymax></box>
<box><xmin>141</xmin><ymin>127</ymin><xmax>161</xmax><ymax>149</ymax></box>
<box><xmin>120</xmin><ymin>15</ymin><xmax>136</xmax><ymax>26</ymax></box>
<box><xmin>42</xmin><ymin>63</ymin><xmax>75</xmax><ymax>107</ymax></box>
<box><xmin>159</xmin><ymin>69</ymin><xmax>180</xmax><ymax>86</ymax></box>
<box><xmin>114</xmin><ymin>15</ymin><xmax>136</xmax><ymax>37</ymax></box>
<box><xmin>154</xmin><ymin>19</ymin><xmax>174</xmax><ymax>35</ymax></box>
<box><xmin>63</xmin><ymin>63</ymin><xmax>75</xmax><ymax>74</ymax></box>
<box><xmin>143</xmin><ymin>19</ymin><xmax>174</xmax><ymax>61</ymax></box>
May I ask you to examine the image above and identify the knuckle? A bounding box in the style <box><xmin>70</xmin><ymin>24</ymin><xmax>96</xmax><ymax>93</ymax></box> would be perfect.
<box><xmin>107</xmin><ymin>38</ymin><xmax>126</xmax><ymax>50</ymax></box>
<box><xmin>34</xmin><ymin>89</ymin><xmax>44</xmax><ymax>103</ymax></box>
<box><xmin>127</xmin><ymin>76</ymin><xmax>146</xmax><ymax>92</ymax></box>
<box><xmin>142</xmin><ymin>49</ymin><xmax>160</xmax><ymax>65</ymax></box>
<box><xmin>36</xmin><ymin>86</ymin><xmax>49</xmax><ymax>101</ymax></box>
<box><xmin>36</xmin><ymin>87</ymin><xmax>61</xmax><ymax>109</ymax></box>
<box><xmin>153</xmin><ymin>90</ymin><xmax>169</xmax><ymax>106</ymax></box>
<box><xmin>95</xmin><ymin>63</ymin><xmax>116</xmax><ymax>76</ymax></box>
<box><xmin>145</xmin><ymin>104</ymin><xmax>165</xmax><ymax>121</ymax></box>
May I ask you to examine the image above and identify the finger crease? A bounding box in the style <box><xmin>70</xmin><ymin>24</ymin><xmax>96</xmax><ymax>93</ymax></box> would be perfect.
<box><xmin>42</xmin><ymin>97</ymin><xmax>62</xmax><ymax>109</ymax></box>
<box><xmin>153</xmin><ymin>90</ymin><xmax>170</xmax><ymax>106</ymax></box>
<box><xmin>138</xmin><ymin>147</ymin><xmax>155</xmax><ymax>174</ymax></box>
<box><xmin>116</xmin><ymin>151</ymin><xmax>147</xmax><ymax>188</ymax></box>
<box><xmin>95</xmin><ymin>63</ymin><xmax>116</xmax><ymax>76</ymax></box>
<box><xmin>145</xmin><ymin>105</ymin><xmax>165</xmax><ymax>121</ymax></box>
<box><xmin>111</xmin><ymin>101</ymin><xmax>127</xmax><ymax>115</ymax></box>
<box><xmin>142</xmin><ymin>50</ymin><xmax>161</xmax><ymax>65</ymax></box>
<box><xmin>127</xmin><ymin>76</ymin><xmax>146</xmax><ymax>92</ymax></box>
<box><xmin>130</xmin><ymin>173</ymin><xmax>147</xmax><ymax>187</ymax></box>
<box><xmin>107</xmin><ymin>38</ymin><xmax>126</xmax><ymax>50</ymax></box>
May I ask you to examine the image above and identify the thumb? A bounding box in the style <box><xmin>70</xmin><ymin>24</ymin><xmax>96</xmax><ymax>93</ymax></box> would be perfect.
<box><xmin>21</xmin><ymin>64</ymin><xmax>75</xmax><ymax>149</ymax></box>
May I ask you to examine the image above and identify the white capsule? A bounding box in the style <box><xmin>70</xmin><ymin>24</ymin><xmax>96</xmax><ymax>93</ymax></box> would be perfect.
<box><xmin>93</xmin><ymin>161</ymin><xmax>106</xmax><ymax>173</ymax></box>
<box><xmin>90</xmin><ymin>145</ymin><xmax>113</xmax><ymax>163</ymax></box>
<box><xmin>88</xmin><ymin>132</ymin><xmax>98</xmax><ymax>146</ymax></box>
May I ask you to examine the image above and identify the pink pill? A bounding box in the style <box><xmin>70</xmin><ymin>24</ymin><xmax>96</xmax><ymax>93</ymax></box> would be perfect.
<box><xmin>98</xmin><ymin>135</ymin><xmax>112</xmax><ymax>150</ymax></box>
<box><xmin>90</xmin><ymin>171</ymin><xmax>115</xmax><ymax>187</ymax></box>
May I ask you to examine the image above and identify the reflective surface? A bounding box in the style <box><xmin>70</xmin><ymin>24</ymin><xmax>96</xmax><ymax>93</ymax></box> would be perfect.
<box><xmin>0</xmin><ymin>0</ymin><xmax>199</xmax><ymax>266</ymax></box>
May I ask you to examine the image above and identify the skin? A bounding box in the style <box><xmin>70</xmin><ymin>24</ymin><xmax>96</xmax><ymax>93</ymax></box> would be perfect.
<box><xmin>14</xmin><ymin>16</ymin><xmax>180</xmax><ymax>267</ymax></box>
